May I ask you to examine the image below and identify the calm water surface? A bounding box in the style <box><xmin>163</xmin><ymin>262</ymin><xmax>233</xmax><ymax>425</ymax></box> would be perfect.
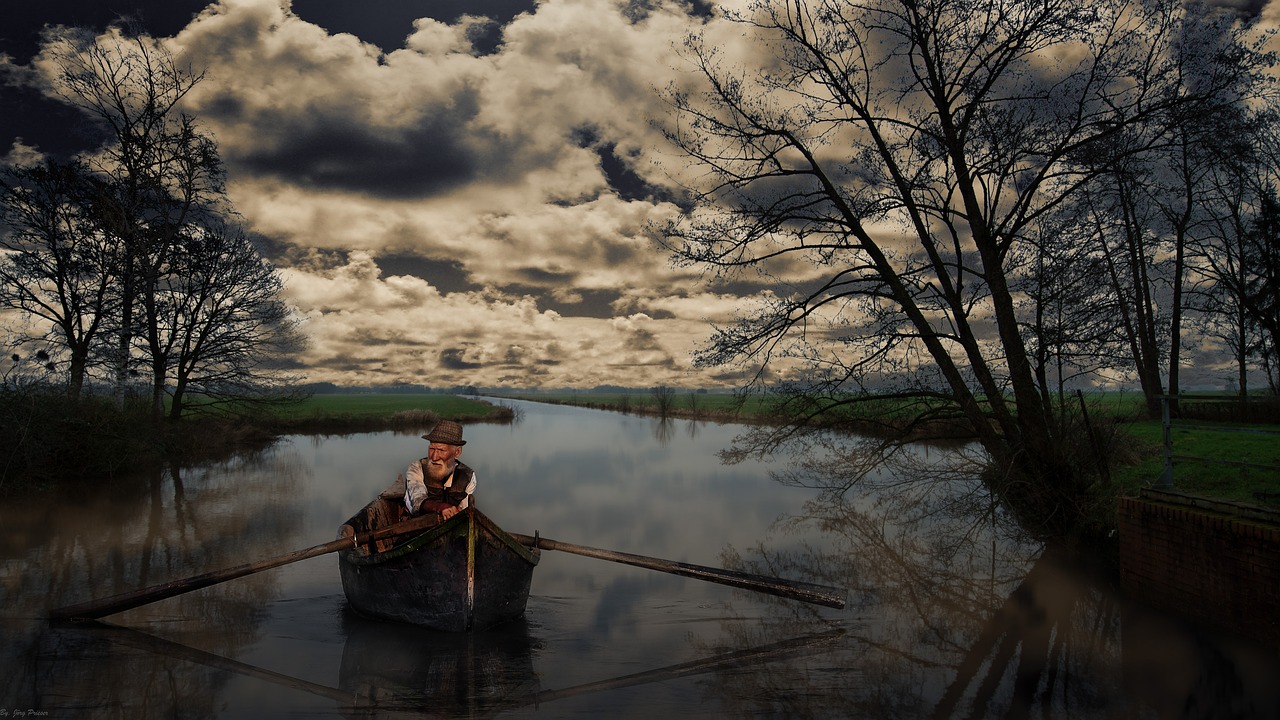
<box><xmin>2</xmin><ymin>399</ymin><xmax>1277</xmax><ymax>718</ymax></box>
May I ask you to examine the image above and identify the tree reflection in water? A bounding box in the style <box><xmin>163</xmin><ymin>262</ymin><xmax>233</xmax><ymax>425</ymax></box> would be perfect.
<box><xmin>4</xmin><ymin>448</ymin><xmax>308</xmax><ymax>717</ymax></box>
<box><xmin>706</xmin><ymin>430</ymin><xmax>1277</xmax><ymax>718</ymax></box>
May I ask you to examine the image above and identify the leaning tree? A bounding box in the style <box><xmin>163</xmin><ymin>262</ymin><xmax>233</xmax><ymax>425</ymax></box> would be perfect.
<box><xmin>659</xmin><ymin>0</ymin><xmax>1267</xmax><ymax>531</ymax></box>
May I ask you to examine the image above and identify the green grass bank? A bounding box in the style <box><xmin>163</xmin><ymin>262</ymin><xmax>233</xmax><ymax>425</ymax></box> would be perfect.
<box><xmin>256</xmin><ymin>393</ymin><xmax>515</xmax><ymax>434</ymax></box>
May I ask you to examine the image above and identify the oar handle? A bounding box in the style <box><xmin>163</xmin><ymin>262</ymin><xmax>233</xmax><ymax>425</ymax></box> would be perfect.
<box><xmin>510</xmin><ymin>533</ymin><xmax>846</xmax><ymax>609</ymax></box>
<box><xmin>49</xmin><ymin>514</ymin><xmax>442</xmax><ymax>622</ymax></box>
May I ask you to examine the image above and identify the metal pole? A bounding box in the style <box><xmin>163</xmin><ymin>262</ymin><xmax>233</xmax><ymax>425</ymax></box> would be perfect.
<box><xmin>1157</xmin><ymin>395</ymin><xmax>1175</xmax><ymax>489</ymax></box>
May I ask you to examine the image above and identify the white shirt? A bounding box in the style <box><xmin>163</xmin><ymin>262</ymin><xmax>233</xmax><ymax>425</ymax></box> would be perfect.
<box><xmin>403</xmin><ymin>460</ymin><xmax>477</xmax><ymax>513</ymax></box>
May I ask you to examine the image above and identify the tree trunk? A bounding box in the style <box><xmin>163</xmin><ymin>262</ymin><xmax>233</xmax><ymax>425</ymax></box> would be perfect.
<box><xmin>114</xmin><ymin>291</ymin><xmax>132</xmax><ymax>410</ymax></box>
<box><xmin>67</xmin><ymin>351</ymin><xmax>87</xmax><ymax>401</ymax></box>
<box><xmin>1095</xmin><ymin>179</ymin><xmax>1165</xmax><ymax>418</ymax></box>
<box><xmin>168</xmin><ymin>382</ymin><xmax>185</xmax><ymax>421</ymax></box>
<box><xmin>151</xmin><ymin>359</ymin><xmax>167</xmax><ymax>422</ymax></box>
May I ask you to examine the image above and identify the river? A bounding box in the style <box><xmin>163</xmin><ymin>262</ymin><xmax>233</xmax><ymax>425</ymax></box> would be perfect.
<box><xmin>1</xmin><ymin>398</ymin><xmax>1277</xmax><ymax>718</ymax></box>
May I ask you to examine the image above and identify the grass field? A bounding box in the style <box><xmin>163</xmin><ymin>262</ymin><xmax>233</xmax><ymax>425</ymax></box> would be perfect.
<box><xmin>497</xmin><ymin>391</ymin><xmax>776</xmax><ymax>417</ymax></box>
<box><xmin>256</xmin><ymin>393</ymin><xmax>513</xmax><ymax>434</ymax></box>
<box><xmin>1110</xmin><ymin>417</ymin><xmax>1280</xmax><ymax>505</ymax></box>
<box><xmin>274</xmin><ymin>394</ymin><xmax>507</xmax><ymax>420</ymax></box>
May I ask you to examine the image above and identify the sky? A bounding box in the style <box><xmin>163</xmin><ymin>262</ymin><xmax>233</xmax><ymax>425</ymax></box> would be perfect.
<box><xmin>0</xmin><ymin>0</ymin><xmax>1275</xmax><ymax>391</ymax></box>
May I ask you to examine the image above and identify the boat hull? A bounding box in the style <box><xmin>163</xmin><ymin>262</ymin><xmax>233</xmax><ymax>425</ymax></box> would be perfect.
<box><xmin>338</xmin><ymin>501</ymin><xmax>539</xmax><ymax>631</ymax></box>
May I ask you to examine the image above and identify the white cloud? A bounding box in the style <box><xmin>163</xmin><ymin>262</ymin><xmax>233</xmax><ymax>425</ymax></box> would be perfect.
<box><xmin>129</xmin><ymin>0</ymin><xmax>741</xmax><ymax>388</ymax></box>
<box><xmin>276</xmin><ymin>250</ymin><xmax>715</xmax><ymax>388</ymax></box>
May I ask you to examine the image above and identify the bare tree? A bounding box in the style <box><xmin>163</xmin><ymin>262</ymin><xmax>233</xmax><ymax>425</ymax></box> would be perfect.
<box><xmin>1212</xmin><ymin>184</ymin><xmax>1280</xmax><ymax>394</ymax></box>
<box><xmin>1078</xmin><ymin>160</ymin><xmax>1172</xmax><ymax>417</ymax></box>
<box><xmin>1017</xmin><ymin>216</ymin><xmax>1121</xmax><ymax>421</ymax></box>
<box><xmin>8</xmin><ymin>20</ymin><xmax>302</xmax><ymax>420</ymax></box>
<box><xmin>1242</xmin><ymin>194</ymin><xmax>1280</xmax><ymax>393</ymax></box>
<box><xmin>651</xmin><ymin>384</ymin><xmax>677</xmax><ymax>416</ymax></box>
<box><xmin>155</xmin><ymin>221</ymin><xmax>305</xmax><ymax>420</ymax></box>
<box><xmin>1077</xmin><ymin>11</ymin><xmax>1270</xmax><ymax>417</ymax></box>
<box><xmin>0</xmin><ymin>160</ymin><xmax>119</xmax><ymax>398</ymax></box>
<box><xmin>659</xmin><ymin>0</ymin><xmax>1263</xmax><ymax>530</ymax></box>
<box><xmin>37</xmin><ymin>22</ymin><xmax>225</xmax><ymax>416</ymax></box>
<box><xmin>1186</xmin><ymin>108</ymin><xmax>1279</xmax><ymax>398</ymax></box>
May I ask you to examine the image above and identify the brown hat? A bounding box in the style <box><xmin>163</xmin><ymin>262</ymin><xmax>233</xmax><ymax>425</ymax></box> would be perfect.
<box><xmin>422</xmin><ymin>420</ymin><xmax>466</xmax><ymax>446</ymax></box>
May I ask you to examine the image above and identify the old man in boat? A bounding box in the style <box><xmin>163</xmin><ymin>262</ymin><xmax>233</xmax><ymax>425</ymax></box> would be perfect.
<box><xmin>337</xmin><ymin>420</ymin><xmax>477</xmax><ymax>551</ymax></box>
<box><xmin>382</xmin><ymin>420</ymin><xmax>476</xmax><ymax>520</ymax></box>
<box><xmin>336</xmin><ymin>420</ymin><xmax>539</xmax><ymax>630</ymax></box>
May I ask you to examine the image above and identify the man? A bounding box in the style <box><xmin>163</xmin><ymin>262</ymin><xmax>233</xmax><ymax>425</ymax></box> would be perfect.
<box><xmin>382</xmin><ymin>420</ymin><xmax>476</xmax><ymax>521</ymax></box>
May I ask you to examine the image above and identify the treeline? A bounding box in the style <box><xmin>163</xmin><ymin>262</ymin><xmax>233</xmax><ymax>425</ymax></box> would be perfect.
<box><xmin>0</xmin><ymin>25</ymin><xmax>303</xmax><ymax>421</ymax></box>
<box><xmin>300</xmin><ymin>382</ymin><xmax>719</xmax><ymax>396</ymax></box>
<box><xmin>0</xmin><ymin>24</ymin><xmax>302</xmax><ymax>489</ymax></box>
<box><xmin>663</xmin><ymin>1</ymin><xmax>1280</xmax><ymax>535</ymax></box>
<box><xmin>302</xmin><ymin>383</ymin><xmax>486</xmax><ymax>396</ymax></box>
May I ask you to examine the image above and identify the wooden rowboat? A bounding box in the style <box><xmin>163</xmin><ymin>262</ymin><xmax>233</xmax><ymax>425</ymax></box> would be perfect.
<box><xmin>337</xmin><ymin>499</ymin><xmax>540</xmax><ymax>631</ymax></box>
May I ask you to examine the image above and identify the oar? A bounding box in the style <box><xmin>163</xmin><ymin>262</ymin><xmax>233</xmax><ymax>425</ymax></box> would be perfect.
<box><xmin>510</xmin><ymin>533</ymin><xmax>846</xmax><ymax>609</ymax></box>
<box><xmin>84</xmin><ymin>620</ymin><xmax>843</xmax><ymax>714</ymax></box>
<box><xmin>530</xmin><ymin>628</ymin><xmax>846</xmax><ymax>704</ymax></box>
<box><xmin>49</xmin><ymin>513</ymin><xmax>442</xmax><ymax>622</ymax></box>
<box><xmin>89</xmin><ymin>620</ymin><xmax>351</xmax><ymax>704</ymax></box>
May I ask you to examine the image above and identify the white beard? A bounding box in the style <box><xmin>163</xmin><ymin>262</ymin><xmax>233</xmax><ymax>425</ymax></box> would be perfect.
<box><xmin>425</xmin><ymin>459</ymin><xmax>456</xmax><ymax>483</ymax></box>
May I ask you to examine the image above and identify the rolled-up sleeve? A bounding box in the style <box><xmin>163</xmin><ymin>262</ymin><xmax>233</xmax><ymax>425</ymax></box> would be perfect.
<box><xmin>403</xmin><ymin>461</ymin><xmax>425</xmax><ymax>513</ymax></box>
<box><xmin>458</xmin><ymin>473</ymin><xmax>477</xmax><ymax>509</ymax></box>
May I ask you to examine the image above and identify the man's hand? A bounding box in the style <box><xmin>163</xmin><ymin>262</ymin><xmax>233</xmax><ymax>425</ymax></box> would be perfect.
<box><xmin>419</xmin><ymin>500</ymin><xmax>459</xmax><ymax>520</ymax></box>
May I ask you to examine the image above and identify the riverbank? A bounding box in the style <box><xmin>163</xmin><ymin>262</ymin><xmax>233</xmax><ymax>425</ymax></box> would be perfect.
<box><xmin>0</xmin><ymin>391</ymin><xmax>513</xmax><ymax>492</ymax></box>
<box><xmin>5</xmin><ymin>387</ymin><xmax>1274</xmax><ymax>518</ymax></box>
<box><xmin>494</xmin><ymin>391</ymin><xmax>1280</xmax><ymax>512</ymax></box>
<box><xmin>252</xmin><ymin>393</ymin><xmax>515</xmax><ymax>434</ymax></box>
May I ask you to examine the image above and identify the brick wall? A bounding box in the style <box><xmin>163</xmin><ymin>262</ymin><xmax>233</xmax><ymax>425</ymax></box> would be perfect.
<box><xmin>1118</xmin><ymin>489</ymin><xmax>1280</xmax><ymax>647</ymax></box>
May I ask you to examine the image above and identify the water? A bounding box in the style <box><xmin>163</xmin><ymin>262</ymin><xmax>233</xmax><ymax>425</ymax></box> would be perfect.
<box><xmin>1</xmin><ymin>398</ymin><xmax>1277</xmax><ymax>718</ymax></box>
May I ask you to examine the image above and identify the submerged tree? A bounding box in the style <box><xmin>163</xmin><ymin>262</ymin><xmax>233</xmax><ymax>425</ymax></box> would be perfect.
<box><xmin>660</xmin><ymin>0</ymin><xmax>1267</xmax><ymax>533</ymax></box>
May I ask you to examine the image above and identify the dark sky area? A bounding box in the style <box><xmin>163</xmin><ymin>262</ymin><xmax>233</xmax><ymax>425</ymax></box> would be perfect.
<box><xmin>1</xmin><ymin>0</ymin><xmax>1262</xmax><ymax>158</ymax></box>
<box><xmin>1</xmin><ymin>1</ymin><xmax>538</xmax><ymax>59</ymax></box>
<box><xmin>0</xmin><ymin>1</ymin><xmax>535</xmax><ymax>156</ymax></box>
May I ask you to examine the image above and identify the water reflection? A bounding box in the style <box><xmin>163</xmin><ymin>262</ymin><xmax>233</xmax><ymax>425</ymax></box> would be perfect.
<box><xmin>710</xmin><ymin>428</ymin><xmax>1280</xmax><ymax>719</ymax></box>
<box><xmin>4</xmin><ymin>448</ymin><xmax>310</xmax><ymax>716</ymax></box>
<box><xmin>339</xmin><ymin>613</ymin><xmax>540</xmax><ymax>716</ymax></box>
<box><xmin>1</xmin><ymin>399</ymin><xmax>1277</xmax><ymax>718</ymax></box>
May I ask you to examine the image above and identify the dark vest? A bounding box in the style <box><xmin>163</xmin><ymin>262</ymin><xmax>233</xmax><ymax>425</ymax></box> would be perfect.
<box><xmin>417</xmin><ymin>460</ymin><xmax>474</xmax><ymax>507</ymax></box>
